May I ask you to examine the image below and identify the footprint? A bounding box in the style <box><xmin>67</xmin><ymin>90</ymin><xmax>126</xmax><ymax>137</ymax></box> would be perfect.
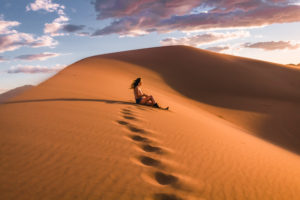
<box><xmin>139</xmin><ymin>156</ymin><xmax>162</xmax><ymax>167</ymax></box>
<box><xmin>135</xmin><ymin>106</ymin><xmax>146</xmax><ymax>110</ymax></box>
<box><xmin>154</xmin><ymin>172</ymin><xmax>178</xmax><ymax>185</ymax></box>
<box><xmin>123</xmin><ymin>115</ymin><xmax>138</xmax><ymax>121</ymax></box>
<box><xmin>129</xmin><ymin>135</ymin><xmax>150</xmax><ymax>143</ymax></box>
<box><xmin>118</xmin><ymin>122</ymin><xmax>148</xmax><ymax>134</ymax></box>
<box><xmin>127</xmin><ymin>125</ymin><xmax>146</xmax><ymax>134</ymax></box>
<box><xmin>141</xmin><ymin>144</ymin><xmax>163</xmax><ymax>154</ymax></box>
<box><xmin>121</xmin><ymin>111</ymin><xmax>134</xmax><ymax>115</ymax></box>
<box><xmin>117</xmin><ymin>120</ymin><xmax>129</xmax><ymax>126</ymax></box>
<box><xmin>121</xmin><ymin>109</ymin><xmax>134</xmax><ymax>115</ymax></box>
<box><xmin>154</xmin><ymin>193</ymin><xmax>183</xmax><ymax>200</ymax></box>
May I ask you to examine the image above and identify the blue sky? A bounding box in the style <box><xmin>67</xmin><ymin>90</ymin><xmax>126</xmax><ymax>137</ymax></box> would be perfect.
<box><xmin>1</xmin><ymin>0</ymin><xmax>300</xmax><ymax>94</ymax></box>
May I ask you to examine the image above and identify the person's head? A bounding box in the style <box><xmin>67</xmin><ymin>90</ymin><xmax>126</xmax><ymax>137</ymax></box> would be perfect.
<box><xmin>130</xmin><ymin>77</ymin><xmax>141</xmax><ymax>89</ymax></box>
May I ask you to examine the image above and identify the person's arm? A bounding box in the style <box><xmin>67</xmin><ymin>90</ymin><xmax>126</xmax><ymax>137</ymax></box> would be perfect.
<box><xmin>141</xmin><ymin>92</ymin><xmax>148</xmax><ymax>97</ymax></box>
<box><xmin>134</xmin><ymin>87</ymin><xmax>139</xmax><ymax>98</ymax></box>
<box><xmin>136</xmin><ymin>87</ymin><xmax>145</xmax><ymax>98</ymax></box>
<box><xmin>138</xmin><ymin>87</ymin><xmax>146</xmax><ymax>97</ymax></box>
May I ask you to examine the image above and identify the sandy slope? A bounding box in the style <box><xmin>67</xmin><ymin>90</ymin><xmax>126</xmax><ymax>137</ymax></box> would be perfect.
<box><xmin>0</xmin><ymin>46</ymin><xmax>299</xmax><ymax>200</ymax></box>
<box><xmin>0</xmin><ymin>85</ymin><xmax>33</xmax><ymax>103</ymax></box>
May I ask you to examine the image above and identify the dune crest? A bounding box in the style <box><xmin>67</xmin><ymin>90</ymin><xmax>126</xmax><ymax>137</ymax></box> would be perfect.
<box><xmin>0</xmin><ymin>46</ymin><xmax>299</xmax><ymax>199</ymax></box>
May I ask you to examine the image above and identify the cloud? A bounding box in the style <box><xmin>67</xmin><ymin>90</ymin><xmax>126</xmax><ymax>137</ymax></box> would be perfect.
<box><xmin>75</xmin><ymin>32</ymin><xmax>90</xmax><ymax>37</ymax></box>
<box><xmin>93</xmin><ymin>0</ymin><xmax>200</xmax><ymax>20</ymax></box>
<box><xmin>15</xmin><ymin>52</ymin><xmax>60</xmax><ymax>61</ymax></box>
<box><xmin>0</xmin><ymin>33</ymin><xmax>58</xmax><ymax>53</ymax></box>
<box><xmin>243</xmin><ymin>41</ymin><xmax>300</xmax><ymax>50</ymax></box>
<box><xmin>0</xmin><ymin>17</ymin><xmax>20</xmax><ymax>34</ymax></box>
<box><xmin>31</xmin><ymin>35</ymin><xmax>58</xmax><ymax>47</ymax></box>
<box><xmin>44</xmin><ymin>15</ymin><xmax>69</xmax><ymax>36</ymax></box>
<box><xmin>26</xmin><ymin>0</ymin><xmax>61</xmax><ymax>12</ymax></box>
<box><xmin>62</xmin><ymin>24</ymin><xmax>85</xmax><ymax>33</ymax></box>
<box><xmin>0</xmin><ymin>16</ymin><xmax>58</xmax><ymax>53</ymax></box>
<box><xmin>206</xmin><ymin>46</ymin><xmax>230</xmax><ymax>52</ymax></box>
<box><xmin>92</xmin><ymin>0</ymin><xmax>300</xmax><ymax>36</ymax></box>
<box><xmin>0</xmin><ymin>56</ymin><xmax>7</xmax><ymax>62</ymax></box>
<box><xmin>7</xmin><ymin>64</ymin><xmax>65</xmax><ymax>74</ymax></box>
<box><xmin>26</xmin><ymin>0</ymin><xmax>69</xmax><ymax>36</ymax></box>
<box><xmin>161</xmin><ymin>31</ymin><xmax>249</xmax><ymax>46</ymax></box>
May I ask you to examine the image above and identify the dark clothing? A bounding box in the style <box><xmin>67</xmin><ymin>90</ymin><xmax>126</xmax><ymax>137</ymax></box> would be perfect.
<box><xmin>136</xmin><ymin>97</ymin><xmax>142</xmax><ymax>104</ymax></box>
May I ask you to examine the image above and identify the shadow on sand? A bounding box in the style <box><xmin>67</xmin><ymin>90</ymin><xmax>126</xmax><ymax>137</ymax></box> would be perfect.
<box><xmin>2</xmin><ymin>98</ymin><xmax>139</xmax><ymax>106</ymax></box>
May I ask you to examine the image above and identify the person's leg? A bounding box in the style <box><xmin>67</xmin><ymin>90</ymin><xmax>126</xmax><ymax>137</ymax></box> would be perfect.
<box><xmin>139</xmin><ymin>96</ymin><xmax>150</xmax><ymax>105</ymax></box>
<box><xmin>145</xmin><ymin>99</ymin><xmax>153</xmax><ymax>106</ymax></box>
<box><xmin>148</xmin><ymin>95</ymin><xmax>156</xmax><ymax>104</ymax></box>
<box><xmin>140</xmin><ymin>95</ymin><xmax>156</xmax><ymax>106</ymax></box>
<box><xmin>148</xmin><ymin>95</ymin><xmax>160</xmax><ymax>108</ymax></box>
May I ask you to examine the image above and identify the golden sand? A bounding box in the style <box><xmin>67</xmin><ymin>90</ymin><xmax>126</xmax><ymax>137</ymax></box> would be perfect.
<box><xmin>0</xmin><ymin>46</ymin><xmax>299</xmax><ymax>200</ymax></box>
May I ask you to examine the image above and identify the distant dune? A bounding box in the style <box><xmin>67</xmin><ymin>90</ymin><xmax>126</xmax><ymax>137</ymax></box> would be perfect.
<box><xmin>0</xmin><ymin>46</ymin><xmax>299</xmax><ymax>200</ymax></box>
<box><xmin>288</xmin><ymin>63</ymin><xmax>300</xmax><ymax>67</ymax></box>
<box><xmin>0</xmin><ymin>85</ymin><xmax>33</xmax><ymax>103</ymax></box>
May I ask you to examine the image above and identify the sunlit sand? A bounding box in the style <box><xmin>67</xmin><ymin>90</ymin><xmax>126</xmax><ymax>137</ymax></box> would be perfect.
<box><xmin>0</xmin><ymin>46</ymin><xmax>299</xmax><ymax>200</ymax></box>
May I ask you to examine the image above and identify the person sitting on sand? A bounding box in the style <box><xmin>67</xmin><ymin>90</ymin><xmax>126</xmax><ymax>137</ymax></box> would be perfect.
<box><xmin>131</xmin><ymin>77</ymin><xmax>160</xmax><ymax>108</ymax></box>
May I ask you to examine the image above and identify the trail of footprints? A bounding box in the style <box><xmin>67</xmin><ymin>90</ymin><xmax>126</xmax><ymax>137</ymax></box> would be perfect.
<box><xmin>116</xmin><ymin>107</ymin><xmax>199</xmax><ymax>200</ymax></box>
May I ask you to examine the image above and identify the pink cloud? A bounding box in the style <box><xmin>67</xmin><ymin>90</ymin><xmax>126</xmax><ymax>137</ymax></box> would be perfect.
<box><xmin>0</xmin><ymin>16</ymin><xmax>58</xmax><ymax>53</ymax></box>
<box><xmin>30</xmin><ymin>35</ymin><xmax>58</xmax><ymax>47</ymax></box>
<box><xmin>7</xmin><ymin>64</ymin><xmax>65</xmax><ymax>74</ymax></box>
<box><xmin>161</xmin><ymin>31</ymin><xmax>249</xmax><ymax>46</ymax></box>
<box><xmin>0</xmin><ymin>17</ymin><xmax>20</xmax><ymax>34</ymax></box>
<box><xmin>26</xmin><ymin>0</ymin><xmax>69</xmax><ymax>36</ymax></box>
<box><xmin>244</xmin><ymin>41</ymin><xmax>300</xmax><ymax>50</ymax></box>
<box><xmin>44</xmin><ymin>15</ymin><xmax>69</xmax><ymax>36</ymax></box>
<box><xmin>93</xmin><ymin>0</ymin><xmax>200</xmax><ymax>20</ymax></box>
<box><xmin>206</xmin><ymin>46</ymin><xmax>230</xmax><ymax>52</ymax></box>
<box><xmin>92</xmin><ymin>0</ymin><xmax>300</xmax><ymax>36</ymax></box>
<box><xmin>0</xmin><ymin>33</ymin><xmax>58</xmax><ymax>53</ymax></box>
<box><xmin>15</xmin><ymin>52</ymin><xmax>60</xmax><ymax>61</ymax></box>
<box><xmin>26</xmin><ymin>0</ymin><xmax>61</xmax><ymax>12</ymax></box>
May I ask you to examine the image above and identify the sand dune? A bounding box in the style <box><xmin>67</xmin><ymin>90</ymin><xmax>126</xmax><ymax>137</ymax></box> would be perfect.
<box><xmin>0</xmin><ymin>45</ymin><xmax>299</xmax><ymax>200</ymax></box>
<box><xmin>101</xmin><ymin>46</ymin><xmax>300</xmax><ymax>154</ymax></box>
<box><xmin>0</xmin><ymin>85</ymin><xmax>33</xmax><ymax>103</ymax></box>
<box><xmin>288</xmin><ymin>63</ymin><xmax>300</xmax><ymax>67</ymax></box>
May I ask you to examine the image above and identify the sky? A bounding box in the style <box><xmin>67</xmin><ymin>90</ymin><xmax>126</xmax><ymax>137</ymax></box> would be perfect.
<box><xmin>1</xmin><ymin>0</ymin><xmax>300</xmax><ymax>94</ymax></box>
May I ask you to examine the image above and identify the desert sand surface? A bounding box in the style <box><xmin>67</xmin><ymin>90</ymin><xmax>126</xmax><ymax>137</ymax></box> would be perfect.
<box><xmin>0</xmin><ymin>85</ymin><xmax>33</xmax><ymax>104</ymax></box>
<box><xmin>0</xmin><ymin>45</ymin><xmax>299</xmax><ymax>200</ymax></box>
